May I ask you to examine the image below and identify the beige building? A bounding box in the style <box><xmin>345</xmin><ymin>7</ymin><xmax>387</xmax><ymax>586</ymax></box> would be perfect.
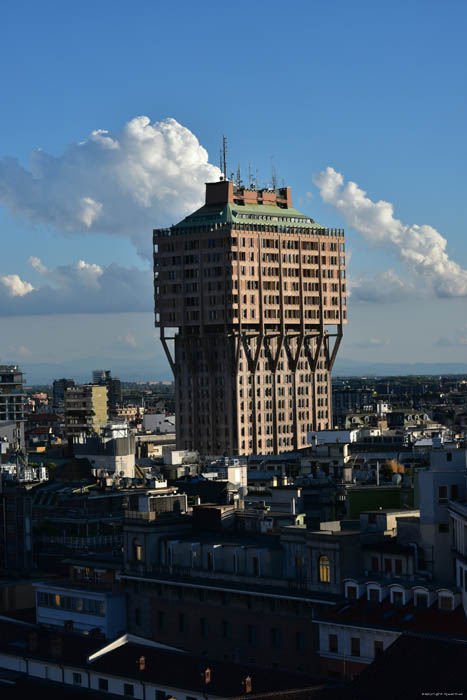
<box><xmin>65</xmin><ymin>384</ymin><xmax>108</xmax><ymax>440</ymax></box>
<box><xmin>154</xmin><ymin>179</ymin><xmax>346</xmax><ymax>456</ymax></box>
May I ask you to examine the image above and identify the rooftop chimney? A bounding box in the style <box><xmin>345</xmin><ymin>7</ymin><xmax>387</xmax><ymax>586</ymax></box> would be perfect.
<box><xmin>242</xmin><ymin>675</ymin><xmax>253</xmax><ymax>694</ymax></box>
<box><xmin>202</xmin><ymin>667</ymin><xmax>211</xmax><ymax>684</ymax></box>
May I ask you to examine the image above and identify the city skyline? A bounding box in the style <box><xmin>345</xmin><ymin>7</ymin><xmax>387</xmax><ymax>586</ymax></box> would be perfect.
<box><xmin>1</xmin><ymin>1</ymin><xmax>467</xmax><ymax>380</ymax></box>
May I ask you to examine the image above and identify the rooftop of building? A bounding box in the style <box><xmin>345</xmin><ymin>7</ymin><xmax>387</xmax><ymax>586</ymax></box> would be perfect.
<box><xmin>154</xmin><ymin>180</ymin><xmax>344</xmax><ymax>238</ymax></box>
<box><xmin>0</xmin><ymin>620</ymin><xmax>328</xmax><ymax>699</ymax></box>
<box><xmin>89</xmin><ymin>638</ymin><xmax>324</xmax><ymax>698</ymax></box>
<box><xmin>314</xmin><ymin>596</ymin><xmax>467</xmax><ymax>638</ymax></box>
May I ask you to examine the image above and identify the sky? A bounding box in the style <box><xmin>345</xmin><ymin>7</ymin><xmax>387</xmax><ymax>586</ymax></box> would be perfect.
<box><xmin>0</xmin><ymin>0</ymin><xmax>466</xmax><ymax>383</ymax></box>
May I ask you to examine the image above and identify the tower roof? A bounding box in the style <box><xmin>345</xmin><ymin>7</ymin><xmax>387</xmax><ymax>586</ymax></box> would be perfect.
<box><xmin>174</xmin><ymin>181</ymin><xmax>324</xmax><ymax>230</ymax></box>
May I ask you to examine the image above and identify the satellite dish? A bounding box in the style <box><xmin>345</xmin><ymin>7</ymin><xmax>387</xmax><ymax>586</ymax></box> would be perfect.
<box><xmin>238</xmin><ymin>486</ymin><xmax>248</xmax><ymax>498</ymax></box>
<box><xmin>392</xmin><ymin>473</ymin><xmax>402</xmax><ymax>485</ymax></box>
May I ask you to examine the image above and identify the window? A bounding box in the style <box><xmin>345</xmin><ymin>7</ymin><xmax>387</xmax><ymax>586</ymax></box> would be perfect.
<box><xmin>123</xmin><ymin>684</ymin><xmax>134</xmax><ymax>697</ymax></box>
<box><xmin>374</xmin><ymin>641</ymin><xmax>384</xmax><ymax>657</ymax></box>
<box><xmin>319</xmin><ymin>555</ymin><xmax>331</xmax><ymax>583</ymax></box>
<box><xmin>329</xmin><ymin>634</ymin><xmax>338</xmax><ymax>653</ymax></box>
<box><xmin>155</xmin><ymin>692</ymin><xmax>166</xmax><ymax>700</ymax></box>
<box><xmin>178</xmin><ymin>613</ymin><xmax>185</xmax><ymax>633</ymax></box>
<box><xmin>271</xmin><ymin>627</ymin><xmax>281</xmax><ymax>649</ymax></box>
<box><xmin>439</xmin><ymin>523</ymin><xmax>449</xmax><ymax>533</ymax></box>
<box><xmin>351</xmin><ymin>637</ymin><xmax>360</xmax><ymax>657</ymax></box>
<box><xmin>392</xmin><ymin>591</ymin><xmax>403</xmax><ymax>606</ymax></box>
<box><xmin>415</xmin><ymin>593</ymin><xmax>428</xmax><ymax>608</ymax></box>
<box><xmin>135</xmin><ymin>607</ymin><xmax>141</xmax><ymax>625</ymax></box>
<box><xmin>371</xmin><ymin>556</ymin><xmax>379</xmax><ymax>572</ymax></box>
<box><xmin>451</xmin><ymin>485</ymin><xmax>459</xmax><ymax>501</ymax></box>
<box><xmin>347</xmin><ymin>586</ymin><xmax>357</xmax><ymax>599</ymax></box>
<box><xmin>252</xmin><ymin>556</ymin><xmax>259</xmax><ymax>576</ymax></box>
<box><xmin>200</xmin><ymin>617</ymin><xmax>207</xmax><ymax>637</ymax></box>
<box><xmin>296</xmin><ymin>631</ymin><xmax>305</xmax><ymax>651</ymax></box>
<box><xmin>438</xmin><ymin>486</ymin><xmax>448</xmax><ymax>504</ymax></box>
<box><xmin>369</xmin><ymin>513</ymin><xmax>377</xmax><ymax>524</ymax></box>
<box><xmin>72</xmin><ymin>673</ymin><xmax>82</xmax><ymax>685</ymax></box>
<box><xmin>158</xmin><ymin>611</ymin><xmax>165</xmax><ymax>629</ymax></box>
<box><xmin>384</xmin><ymin>558</ymin><xmax>392</xmax><ymax>573</ymax></box>
<box><xmin>133</xmin><ymin>538</ymin><xmax>142</xmax><ymax>562</ymax></box>
<box><xmin>395</xmin><ymin>559</ymin><xmax>403</xmax><ymax>575</ymax></box>
<box><xmin>368</xmin><ymin>588</ymin><xmax>379</xmax><ymax>602</ymax></box>
<box><xmin>222</xmin><ymin>620</ymin><xmax>230</xmax><ymax>639</ymax></box>
<box><xmin>98</xmin><ymin>678</ymin><xmax>109</xmax><ymax>692</ymax></box>
<box><xmin>439</xmin><ymin>596</ymin><xmax>452</xmax><ymax>611</ymax></box>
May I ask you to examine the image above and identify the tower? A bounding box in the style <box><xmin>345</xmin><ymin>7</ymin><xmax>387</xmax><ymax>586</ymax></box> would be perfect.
<box><xmin>153</xmin><ymin>179</ymin><xmax>346</xmax><ymax>456</ymax></box>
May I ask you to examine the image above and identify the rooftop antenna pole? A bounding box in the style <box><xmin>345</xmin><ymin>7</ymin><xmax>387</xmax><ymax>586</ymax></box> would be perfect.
<box><xmin>255</xmin><ymin>168</ymin><xmax>259</xmax><ymax>190</ymax></box>
<box><xmin>271</xmin><ymin>156</ymin><xmax>277</xmax><ymax>190</ymax></box>
<box><xmin>222</xmin><ymin>135</ymin><xmax>227</xmax><ymax>181</ymax></box>
<box><xmin>219</xmin><ymin>147</ymin><xmax>223</xmax><ymax>180</ymax></box>
<box><xmin>236</xmin><ymin>164</ymin><xmax>241</xmax><ymax>188</ymax></box>
<box><xmin>248</xmin><ymin>163</ymin><xmax>253</xmax><ymax>188</ymax></box>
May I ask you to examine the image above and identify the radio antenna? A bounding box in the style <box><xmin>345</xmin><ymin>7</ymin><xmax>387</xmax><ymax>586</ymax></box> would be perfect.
<box><xmin>222</xmin><ymin>135</ymin><xmax>227</xmax><ymax>180</ymax></box>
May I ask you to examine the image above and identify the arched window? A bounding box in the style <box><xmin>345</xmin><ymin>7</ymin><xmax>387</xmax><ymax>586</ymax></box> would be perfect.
<box><xmin>319</xmin><ymin>555</ymin><xmax>331</xmax><ymax>583</ymax></box>
<box><xmin>133</xmin><ymin>538</ymin><xmax>142</xmax><ymax>562</ymax></box>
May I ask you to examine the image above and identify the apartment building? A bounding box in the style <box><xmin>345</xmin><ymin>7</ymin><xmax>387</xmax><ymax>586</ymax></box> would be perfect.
<box><xmin>64</xmin><ymin>384</ymin><xmax>108</xmax><ymax>441</ymax></box>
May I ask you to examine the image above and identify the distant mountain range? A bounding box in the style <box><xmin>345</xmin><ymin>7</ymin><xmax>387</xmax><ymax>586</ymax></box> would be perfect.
<box><xmin>334</xmin><ymin>358</ymin><xmax>467</xmax><ymax>377</ymax></box>
<box><xmin>20</xmin><ymin>356</ymin><xmax>467</xmax><ymax>385</ymax></box>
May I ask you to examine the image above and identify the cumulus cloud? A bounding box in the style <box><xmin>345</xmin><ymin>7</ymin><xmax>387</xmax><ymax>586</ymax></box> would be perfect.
<box><xmin>0</xmin><ymin>274</ymin><xmax>34</xmax><ymax>297</ymax></box>
<box><xmin>0</xmin><ymin>258</ymin><xmax>153</xmax><ymax>315</ymax></box>
<box><xmin>348</xmin><ymin>268</ymin><xmax>416</xmax><ymax>303</ymax></box>
<box><xmin>313</xmin><ymin>167</ymin><xmax>467</xmax><ymax>297</ymax></box>
<box><xmin>0</xmin><ymin>117</ymin><xmax>221</xmax><ymax>258</ymax></box>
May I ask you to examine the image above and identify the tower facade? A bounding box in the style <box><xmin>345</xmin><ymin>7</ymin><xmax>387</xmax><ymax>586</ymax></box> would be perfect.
<box><xmin>154</xmin><ymin>180</ymin><xmax>346</xmax><ymax>456</ymax></box>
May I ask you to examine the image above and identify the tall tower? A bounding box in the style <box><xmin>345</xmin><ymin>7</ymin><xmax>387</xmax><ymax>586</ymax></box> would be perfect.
<box><xmin>153</xmin><ymin>179</ymin><xmax>346</xmax><ymax>456</ymax></box>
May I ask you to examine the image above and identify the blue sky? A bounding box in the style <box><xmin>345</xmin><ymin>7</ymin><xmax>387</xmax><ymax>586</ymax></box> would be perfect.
<box><xmin>1</xmin><ymin>0</ymin><xmax>466</xmax><ymax>382</ymax></box>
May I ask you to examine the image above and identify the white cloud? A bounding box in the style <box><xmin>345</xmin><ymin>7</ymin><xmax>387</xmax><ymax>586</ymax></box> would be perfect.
<box><xmin>0</xmin><ymin>117</ymin><xmax>221</xmax><ymax>258</ymax></box>
<box><xmin>313</xmin><ymin>167</ymin><xmax>467</xmax><ymax>297</ymax></box>
<box><xmin>28</xmin><ymin>256</ymin><xmax>47</xmax><ymax>274</ymax></box>
<box><xmin>0</xmin><ymin>274</ymin><xmax>34</xmax><ymax>297</ymax></box>
<box><xmin>0</xmin><ymin>258</ymin><xmax>153</xmax><ymax>315</ymax></box>
<box><xmin>348</xmin><ymin>268</ymin><xmax>415</xmax><ymax>303</ymax></box>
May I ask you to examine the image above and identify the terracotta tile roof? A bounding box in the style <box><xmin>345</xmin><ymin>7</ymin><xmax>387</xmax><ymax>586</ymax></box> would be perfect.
<box><xmin>315</xmin><ymin>597</ymin><xmax>467</xmax><ymax>638</ymax></box>
<box><xmin>90</xmin><ymin>641</ymin><xmax>324</xmax><ymax>697</ymax></box>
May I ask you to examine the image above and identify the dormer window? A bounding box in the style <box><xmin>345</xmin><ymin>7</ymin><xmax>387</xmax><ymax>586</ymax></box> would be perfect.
<box><xmin>439</xmin><ymin>595</ymin><xmax>453</xmax><ymax>611</ymax></box>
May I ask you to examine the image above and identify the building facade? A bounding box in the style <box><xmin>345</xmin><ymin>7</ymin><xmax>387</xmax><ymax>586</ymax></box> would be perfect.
<box><xmin>64</xmin><ymin>384</ymin><xmax>108</xmax><ymax>441</ymax></box>
<box><xmin>0</xmin><ymin>364</ymin><xmax>25</xmax><ymax>449</ymax></box>
<box><xmin>154</xmin><ymin>180</ymin><xmax>346</xmax><ymax>456</ymax></box>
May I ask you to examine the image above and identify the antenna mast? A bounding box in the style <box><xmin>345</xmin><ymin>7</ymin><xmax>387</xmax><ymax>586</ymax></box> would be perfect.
<box><xmin>271</xmin><ymin>156</ymin><xmax>277</xmax><ymax>190</ymax></box>
<box><xmin>222</xmin><ymin>135</ymin><xmax>227</xmax><ymax>180</ymax></box>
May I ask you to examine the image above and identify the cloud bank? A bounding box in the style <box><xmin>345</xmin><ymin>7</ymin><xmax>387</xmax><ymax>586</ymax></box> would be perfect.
<box><xmin>348</xmin><ymin>268</ymin><xmax>416</xmax><ymax>303</ymax></box>
<box><xmin>0</xmin><ymin>258</ymin><xmax>153</xmax><ymax>315</ymax></box>
<box><xmin>313</xmin><ymin>167</ymin><xmax>467</xmax><ymax>297</ymax></box>
<box><xmin>0</xmin><ymin>117</ymin><xmax>221</xmax><ymax>258</ymax></box>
